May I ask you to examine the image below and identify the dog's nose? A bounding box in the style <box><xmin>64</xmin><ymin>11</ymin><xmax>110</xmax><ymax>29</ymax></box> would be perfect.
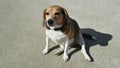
<box><xmin>47</xmin><ymin>19</ymin><xmax>54</xmax><ymax>26</ymax></box>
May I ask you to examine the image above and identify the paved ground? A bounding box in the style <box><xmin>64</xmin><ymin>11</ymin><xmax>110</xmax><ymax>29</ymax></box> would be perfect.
<box><xmin>0</xmin><ymin>0</ymin><xmax>120</xmax><ymax>68</ymax></box>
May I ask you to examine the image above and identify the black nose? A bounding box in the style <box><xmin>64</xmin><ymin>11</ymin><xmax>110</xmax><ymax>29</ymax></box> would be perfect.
<box><xmin>47</xmin><ymin>19</ymin><xmax>54</xmax><ymax>26</ymax></box>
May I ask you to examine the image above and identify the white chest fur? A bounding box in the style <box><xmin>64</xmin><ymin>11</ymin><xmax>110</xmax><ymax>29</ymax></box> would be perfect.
<box><xmin>46</xmin><ymin>29</ymin><xmax>67</xmax><ymax>44</ymax></box>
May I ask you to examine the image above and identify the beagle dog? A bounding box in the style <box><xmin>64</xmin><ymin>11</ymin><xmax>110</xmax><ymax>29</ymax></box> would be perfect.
<box><xmin>42</xmin><ymin>5</ymin><xmax>95</xmax><ymax>62</ymax></box>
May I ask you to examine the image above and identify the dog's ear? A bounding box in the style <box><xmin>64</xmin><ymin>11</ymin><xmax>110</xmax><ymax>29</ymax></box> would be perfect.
<box><xmin>61</xmin><ymin>8</ymin><xmax>69</xmax><ymax>23</ymax></box>
<box><xmin>42</xmin><ymin>9</ymin><xmax>46</xmax><ymax>27</ymax></box>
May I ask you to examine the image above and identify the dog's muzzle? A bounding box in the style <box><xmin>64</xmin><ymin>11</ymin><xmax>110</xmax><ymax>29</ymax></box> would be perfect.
<box><xmin>47</xmin><ymin>19</ymin><xmax>54</xmax><ymax>27</ymax></box>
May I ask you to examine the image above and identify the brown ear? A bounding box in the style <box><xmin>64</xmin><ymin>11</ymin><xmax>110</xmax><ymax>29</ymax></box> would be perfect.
<box><xmin>42</xmin><ymin>9</ymin><xmax>46</xmax><ymax>27</ymax></box>
<box><xmin>62</xmin><ymin>8</ymin><xmax>69</xmax><ymax>23</ymax></box>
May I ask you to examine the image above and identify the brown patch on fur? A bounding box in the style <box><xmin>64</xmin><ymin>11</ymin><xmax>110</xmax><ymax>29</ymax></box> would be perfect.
<box><xmin>66</xmin><ymin>25</ymin><xmax>74</xmax><ymax>40</ymax></box>
<box><xmin>63</xmin><ymin>18</ymin><xmax>80</xmax><ymax>40</ymax></box>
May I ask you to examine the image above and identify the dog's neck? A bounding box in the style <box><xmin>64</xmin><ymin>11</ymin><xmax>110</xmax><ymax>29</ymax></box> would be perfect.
<box><xmin>47</xmin><ymin>25</ymin><xmax>63</xmax><ymax>31</ymax></box>
<box><xmin>54</xmin><ymin>26</ymin><xmax>63</xmax><ymax>31</ymax></box>
<box><xmin>46</xmin><ymin>22</ymin><xmax>69</xmax><ymax>33</ymax></box>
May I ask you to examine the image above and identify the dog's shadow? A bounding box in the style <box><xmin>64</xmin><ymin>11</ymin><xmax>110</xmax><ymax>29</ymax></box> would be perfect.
<box><xmin>69</xmin><ymin>28</ymin><xmax>112</xmax><ymax>61</ymax></box>
<box><xmin>49</xmin><ymin>28</ymin><xmax>113</xmax><ymax>62</ymax></box>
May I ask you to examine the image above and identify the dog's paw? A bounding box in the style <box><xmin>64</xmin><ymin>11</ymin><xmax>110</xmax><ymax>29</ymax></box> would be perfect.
<box><xmin>43</xmin><ymin>49</ymin><xmax>49</xmax><ymax>55</ymax></box>
<box><xmin>63</xmin><ymin>55</ymin><xmax>69</xmax><ymax>62</ymax></box>
<box><xmin>85</xmin><ymin>56</ymin><xmax>91</xmax><ymax>62</ymax></box>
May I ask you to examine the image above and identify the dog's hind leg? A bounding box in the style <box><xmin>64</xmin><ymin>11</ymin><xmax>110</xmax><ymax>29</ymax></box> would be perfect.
<box><xmin>78</xmin><ymin>34</ymin><xmax>91</xmax><ymax>61</ymax></box>
<box><xmin>63</xmin><ymin>39</ymin><xmax>71</xmax><ymax>62</ymax></box>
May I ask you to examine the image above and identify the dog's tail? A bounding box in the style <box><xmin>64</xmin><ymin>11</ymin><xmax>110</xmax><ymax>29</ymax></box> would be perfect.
<box><xmin>82</xmin><ymin>33</ymin><xmax>97</xmax><ymax>41</ymax></box>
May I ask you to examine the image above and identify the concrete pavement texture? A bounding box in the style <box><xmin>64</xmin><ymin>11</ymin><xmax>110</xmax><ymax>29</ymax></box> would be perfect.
<box><xmin>0</xmin><ymin>0</ymin><xmax>120</xmax><ymax>68</ymax></box>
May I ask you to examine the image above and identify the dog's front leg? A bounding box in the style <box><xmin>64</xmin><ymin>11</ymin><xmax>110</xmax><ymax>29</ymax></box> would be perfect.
<box><xmin>43</xmin><ymin>36</ymin><xmax>49</xmax><ymax>55</ymax></box>
<box><xmin>63</xmin><ymin>39</ymin><xmax>70</xmax><ymax>62</ymax></box>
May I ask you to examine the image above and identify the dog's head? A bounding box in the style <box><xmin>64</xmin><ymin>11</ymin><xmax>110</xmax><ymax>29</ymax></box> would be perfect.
<box><xmin>43</xmin><ymin>5</ymin><xmax>69</xmax><ymax>29</ymax></box>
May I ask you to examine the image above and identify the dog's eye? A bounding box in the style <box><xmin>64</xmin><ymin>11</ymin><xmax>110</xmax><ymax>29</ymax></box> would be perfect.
<box><xmin>55</xmin><ymin>12</ymin><xmax>60</xmax><ymax>15</ymax></box>
<box><xmin>45</xmin><ymin>12</ymin><xmax>49</xmax><ymax>15</ymax></box>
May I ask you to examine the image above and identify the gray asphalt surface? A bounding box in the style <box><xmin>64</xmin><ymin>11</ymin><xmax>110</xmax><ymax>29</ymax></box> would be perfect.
<box><xmin>0</xmin><ymin>0</ymin><xmax>120</xmax><ymax>68</ymax></box>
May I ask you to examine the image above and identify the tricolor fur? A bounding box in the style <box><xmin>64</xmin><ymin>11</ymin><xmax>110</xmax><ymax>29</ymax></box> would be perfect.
<box><xmin>42</xmin><ymin>5</ymin><xmax>94</xmax><ymax>62</ymax></box>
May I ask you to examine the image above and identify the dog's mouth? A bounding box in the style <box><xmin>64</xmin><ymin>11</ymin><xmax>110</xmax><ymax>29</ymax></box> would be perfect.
<box><xmin>46</xmin><ymin>19</ymin><xmax>63</xmax><ymax>30</ymax></box>
<box><xmin>48</xmin><ymin>23</ymin><xmax>54</xmax><ymax>27</ymax></box>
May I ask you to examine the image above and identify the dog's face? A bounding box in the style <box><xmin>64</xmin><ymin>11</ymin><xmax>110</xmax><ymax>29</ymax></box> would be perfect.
<box><xmin>43</xmin><ymin>5</ymin><xmax>69</xmax><ymax>29</ymax></box>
